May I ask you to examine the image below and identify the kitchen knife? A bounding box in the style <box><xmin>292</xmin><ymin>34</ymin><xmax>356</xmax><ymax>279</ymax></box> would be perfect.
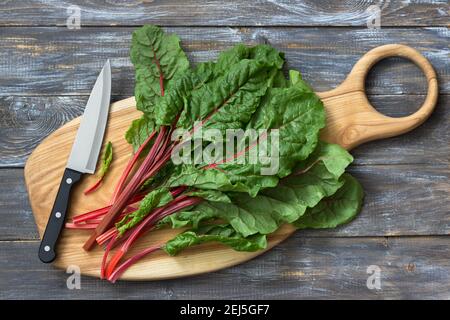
<box><xmin>38</xmin><ymin>60</ymin><xmax>112</xmax><ymax>263</ymax></box>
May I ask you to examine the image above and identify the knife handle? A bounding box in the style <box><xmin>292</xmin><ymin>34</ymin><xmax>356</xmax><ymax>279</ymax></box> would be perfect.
<box><xmin>38</xmin><ymin>168</ymin><xmax>83</xmax><ymax>263</ymax></box>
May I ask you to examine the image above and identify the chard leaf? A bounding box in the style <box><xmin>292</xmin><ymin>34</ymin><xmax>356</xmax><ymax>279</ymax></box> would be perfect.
<box><xmin>154</xmin><ymin>44</ymin><xmax>284</xmax><ymax>130</ymax></box>
<box><xmin>213</xmin><ymin>44</ymin><xmax>284</xmax><ymax>75</ymax></box>
<box><xmin>293</xmin><ymin>173</ymin><xmax>364</xmax><ymax>229</ymax></box>
<box><xmin>179</xmin><ymin>62</ymin><xmax>274</xmax><ymax>132</ymax></box>
<box><xmin>140</xmin><ymin>162</ymin><xmax>175</xmax><ymax>191</ymax></box>
<box><xmin>98</xmin><ymin>141</ymin><xmax>113</xmax><ymax>178</ymax></box>
<box><xmin>153</xmin><ymin>63</ymin><xmax>216</xmax><ymax>127</ymax></box>
<box><xmin>293</xmin><ymin>141</ymin><xmax>353</xmax><ymax>179</ymax></box>
<box><xmin>131</xmin><ymin>25</ymin><xmax>189</xmax><ymax>115</ymax></box>
<box><xmin>167</xmin><ymin>72</ymin><xmax>326</xmax><ymax>196</ymax></box>
<box><xmin>158</xmin><ymin>209</ymin><xmax>217</xmax><ymax>229</ymax></box>
<box><xmin>115</xmin><ymin>187</ymin><xmax>173</xmax><ymax>235</ymax></box>
<box><xmin>272</xmin><ymin>70</ymin><xmax>289</xmax><ymax>88</ymax></box>
<box><xmin>168</xmin><ymin>164</ymin><xmax>279</xmax><ymax>197</ymax></box>
<box><xmin>165</xmin><ymin>142</ymin><xmax>353</xmax><ymax>236</ymax></box>
<box><xmin>163</xmin><ymin>224</ymin><xmax>267</xmax><ymax>256</ymax></box>
<box><xmin>186</xmin><ymin>189</ymin><xmax>231</xmax><ymax>203</ymax></box>
<box><xmin>158</xmin><ymin>59</ymin><xmax>280</xmax><ymax>130</ymax></box>
<box><xmin>125</xmin><ymin>115</ymin><xmax>155</xmax><ymax>151</ymax></box>
<box><xmin>244</xmin><ymin>72</ymin><xmax>325</xmax><ymax>176</ymax></box>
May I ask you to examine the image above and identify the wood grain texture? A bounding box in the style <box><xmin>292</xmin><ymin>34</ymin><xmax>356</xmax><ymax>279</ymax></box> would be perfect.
<box><xmin>23</xmin><ymin>45</ymin><xmax>441</xmax><ymax>279</ymax></box>
<box><xmin>1</xmin><ymin>0</ymin><xmax>448</xmax><ymax>27</ymax></box>
<box><xmin>0</xmin><ymin>96</ymin><xmax>85</xmax><ymax>167</ymax></box>
<box><xmin>0</xmin><ymin>27</ymin><xmax>448</xmax><ymax>96</ymax></box>
<box><xmin>2</xmin><ymin>236</ymin><xmax>450</xmax><ymax>299</ymax></box>
<box><xmin>352</xmin><ymin>94</ymin><xmax>449</xmax><ymax>166</ymax></box>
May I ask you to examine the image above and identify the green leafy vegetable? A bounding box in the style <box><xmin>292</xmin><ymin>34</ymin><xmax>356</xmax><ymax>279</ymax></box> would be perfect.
<box><xmin>167</xmin><ymin>71</ymin><xmax>326</xmax><ymax>197</ymax></box>
<box><xmin>125</xmin><ymin>115</ymin><xmax>155</xmax><ymax>152</ymax></box>
<box><xmin>214</xmin><ymin>44</ymin><xmax>284</xmax><ymax>73</ymax></box>
<box><xmin>131</xmin><ymin>25</ymin><xmax>190</xmax><ymax>114</ymax></box>
<box><xmin>293</xmin><ymin>173</ymin><xmax>364</xmax><ymax>229</ymax></box>
<box><xmin>98</xmin><ymin>141</ymin><xmax>113</xmax><ymax>177</ymax></box>
<box><xmin>115</xmin><ymin>187</ymin><xmax>173</xmax><ymax>235</ymax></box>
<box><xmin>186</xmin><ymin>189</ymin><xmax>232</xmax><ymax>203</ymax></box>
<box><xmin>156</xmin><ymin>59</ymin><xmax>280</xmax><ymax>130</ymax></box>
<box><xmin>163</xmin><ymin>142</ymin><xmax>353</xmax><ymax>236</ymax></box>
<box><xmin>163</xmin><ymin>224</ymin><xmax>267</xmax><ymax>256</ymax></box>
<box><xmin>158</xmin><ymin>209</ymin><xmax>217</xmax><ymax>229</ymax></box>
<box><xmin>84</xmin><ymin>141</ymin><xmax>113</xmax><ymax>195</ymax></box>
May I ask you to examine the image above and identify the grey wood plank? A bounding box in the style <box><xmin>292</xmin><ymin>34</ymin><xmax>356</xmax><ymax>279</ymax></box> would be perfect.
<box><xmin>351</xmin><ymin>94</ymin><xmax>449</xmax><ymax>166</ymax></box>
<box><xmin>1</xmin><ymin>236</ymin><xmax>450</xmax><ymax>299</ymax></box>
<box><xmin>0</xmin><ymin>27</ymin><xmax>448</xmax><ymax>96</ymax></box>
<box><xmin>0</xmin><ymin>170</ymin><xmax>38</xmax><ymax>240</ymax></box>
<box><xmin>317</xmin><ymin>164</ymin><xmax>450</xmax><ymax>237</ymax></box>
<box><xmin>0</xmin><ymin>94</ymin><xmax>448</xmax><ymax>167</ymax></box>
<box><xmin>0</xmin><ymin>96</ymin><xmax>85</xmax><ymax>168</ymax></box>
<box><xmin>0</xmin><ymin>95</ymin><xmax>127</xmax><ymax>167</ymax></box>
<box><xmin>2</xmin><ymin>163</ymin><xmax>448</xmax><ymax>241</ymax></box>
<box><xmin>1</xmin><ymin>0</ymin><xmax>448</xmax><ymax>27</ymax></box>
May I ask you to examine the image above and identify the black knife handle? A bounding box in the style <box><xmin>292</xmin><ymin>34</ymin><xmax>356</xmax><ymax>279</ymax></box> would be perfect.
<box><xmin>38</xmin><ymin>168</ymin><xmax>83</xmax><ymax>263</ymax></box>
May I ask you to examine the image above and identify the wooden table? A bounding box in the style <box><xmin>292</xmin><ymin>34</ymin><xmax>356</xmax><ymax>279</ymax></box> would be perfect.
<box><xmin>0</xmin><ymin>1</ymin><xmax>448</xmax><ymax>300</ymax></box>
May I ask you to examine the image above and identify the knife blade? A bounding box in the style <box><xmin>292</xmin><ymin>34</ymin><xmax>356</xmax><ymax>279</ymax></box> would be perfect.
<box><xmin>38</xmin><ymin>60</ymin><xmax>111</xmax><ymax>263</ymax></box>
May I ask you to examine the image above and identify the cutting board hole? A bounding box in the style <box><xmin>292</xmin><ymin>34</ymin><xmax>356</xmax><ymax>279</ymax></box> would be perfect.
<box><xmin>365</xmin><ymin>57</ymin><xmax>427</xmax><ymax>118</ymax></box>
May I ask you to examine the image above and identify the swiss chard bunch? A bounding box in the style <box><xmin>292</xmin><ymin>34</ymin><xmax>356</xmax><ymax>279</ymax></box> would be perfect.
<box><xmin>66</xmin><ymin>25</ymin><xmax>364</xmax><ymax>282</ymax></box>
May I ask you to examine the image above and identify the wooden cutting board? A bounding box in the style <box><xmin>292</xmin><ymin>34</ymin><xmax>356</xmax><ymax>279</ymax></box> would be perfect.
<box><xmin>24</xmin><ymin>44</ymin><xmax>438</xmax><ymax>280</ymax></box>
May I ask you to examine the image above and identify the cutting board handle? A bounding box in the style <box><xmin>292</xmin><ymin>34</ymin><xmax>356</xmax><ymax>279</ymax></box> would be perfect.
<box><xmin>318</xmin><ymin>44</ymin><xmax>438</xmax><ymax>149</ymax></box>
